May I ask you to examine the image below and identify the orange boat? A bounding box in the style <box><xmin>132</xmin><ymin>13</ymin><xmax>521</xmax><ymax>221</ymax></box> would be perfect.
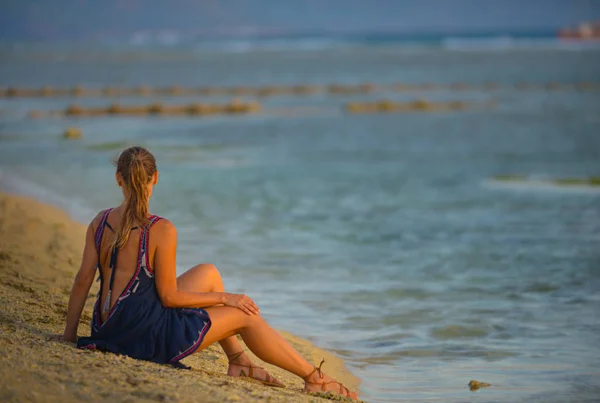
<box><xmin>558</xmin><ymin>21</ymin><xmax>600</xmax><ymax>40</ymax></box>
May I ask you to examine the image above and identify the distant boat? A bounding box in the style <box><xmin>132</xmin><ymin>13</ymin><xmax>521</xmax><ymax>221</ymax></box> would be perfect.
<box><xmin>558</xmin><ymin>21</ymin><xmax>600</xmax><ymax>40</ymax></box>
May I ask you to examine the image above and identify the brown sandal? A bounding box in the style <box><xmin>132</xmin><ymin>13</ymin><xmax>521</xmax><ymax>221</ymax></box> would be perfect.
<box><xmin>303</xmin><ymin>359</ymin><xmax>356</xmax><ymax>399</ymax></box>
<box><xmin>227</xmin><ymin>352</ymin><xmax>285</xmax><ymax>388</ymax></box>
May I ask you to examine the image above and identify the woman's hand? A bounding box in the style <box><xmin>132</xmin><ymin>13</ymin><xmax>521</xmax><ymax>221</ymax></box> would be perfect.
<box><xmin>224</xmin><ymin>293</ymin><xmax>260</xmax><ymax>315</ymax></box>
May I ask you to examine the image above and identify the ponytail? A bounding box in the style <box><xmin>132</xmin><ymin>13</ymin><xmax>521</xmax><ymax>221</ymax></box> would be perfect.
<box><xmin>112</xmin><ymin>146</ymin><xmax>157</xmax><ymax>249</ymax></box>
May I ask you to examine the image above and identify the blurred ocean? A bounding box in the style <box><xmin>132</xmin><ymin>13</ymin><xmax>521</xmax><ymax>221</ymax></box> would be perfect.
<box><xmin>1</xmin><ymin>33</ymin><xmax>600</xmax><ymax>402</ymax></box>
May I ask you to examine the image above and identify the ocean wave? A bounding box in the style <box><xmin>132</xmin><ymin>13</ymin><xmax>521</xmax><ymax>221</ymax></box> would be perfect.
<box><xmin>442</xmin><ymin>36</ymin><xmax>600</xmax><ymax>51</ymax></box>
<box><xmin>194</xmin><ymin>37</ymin><xmax>349</xmax><ymax>53</ymax></box>
<box><xmin>484</xmin><ymin>177</ymin><xmax>600</xmax><ymax>193</ymax></box>
<box><xmin>121</xmin><ymin>31</ymin><xmax>600</xmax><ymax>53</ymax></box>
<box><xmin>430</xmin><ymin>324</ymin><xmax>489</xmax><ymax>339</ymax></box>
<box><xmin>126</xmin><ymin>32</ymin><xmax>351</xmax><ymax>53</ymax></box>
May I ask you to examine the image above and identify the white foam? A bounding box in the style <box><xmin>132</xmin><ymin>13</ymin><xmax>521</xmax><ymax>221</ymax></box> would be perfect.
<box><xmin>483</xmin><ymin>178</ymin><xmax>600</xmax><ymax>194</ymax></box>
<box><xmin>442</xmin><ymin>36</ymin><xmax>600</xmax><ymax>52</ymax></box>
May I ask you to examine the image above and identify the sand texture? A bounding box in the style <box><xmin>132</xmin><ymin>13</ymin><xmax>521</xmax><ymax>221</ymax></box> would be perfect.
<box><xmin>0</xmin><ymin>193</ymin><xmax>363</xmax><ymax>403</ymax></box>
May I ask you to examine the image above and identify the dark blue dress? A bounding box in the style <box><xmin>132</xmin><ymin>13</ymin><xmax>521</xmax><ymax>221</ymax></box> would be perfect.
<box><xmin>77</xmin><ymin>209</ymin><xmax>212</xmax><ymax>364</ymax></box>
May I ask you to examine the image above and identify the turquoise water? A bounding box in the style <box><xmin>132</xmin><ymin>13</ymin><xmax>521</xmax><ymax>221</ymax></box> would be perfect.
<box><xmin>1</xmin><ymin>43</ymin><xmax>600</xmax><ymax>402</ymax></box>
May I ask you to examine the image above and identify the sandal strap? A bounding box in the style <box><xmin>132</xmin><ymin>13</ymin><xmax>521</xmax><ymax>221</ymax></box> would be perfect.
<box><xmin>304</xmin><ymin>379</ymin><xmax>351</xmax><ymax>396</ymax></box>
<box><xmin>304</xmin><ymin>379</ymin><xmax>344</xmax><ymax>392</ymax></box>
<box><xmin>303</xmin><ymin>358</ymin><xmax>326</xmax><ymax>381</ymax></box>
<box><xmin>228</xmin><ymin>356</ymin><xmax>264</xmax><ymax>378</ymax></box>
<box><xmin>236</xmin><ymin>363</ymin><xmax>281</xmax><ymax>386</ymax></box>
<box><xmin>227</xmin><ymin>351</ymin><xmax>245</xmax><ymax>363</ymax></box>
<box><xmin>304</xmin><ymin>360</ymin><xmax>352</xmax><ymax>398</ymax></box>
<box><xmin>265</xmin><ymin>372</ymin><xmax>277</xmax><ymax>384</ymax></box>
<box><xmin>339</xmin><ymin>383</ymin><xmax>351</xmax><ymax>395</ymax></box>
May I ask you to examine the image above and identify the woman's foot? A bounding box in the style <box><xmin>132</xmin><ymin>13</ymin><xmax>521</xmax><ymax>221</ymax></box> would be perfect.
<box><xmin>227</xmin><ymin>352</ymin><xmax>284</xmax><ymax>388</ymax></box>
<box><xmin>303</xmin><ymin>359</ymin><xmax>358</xmax><ymax>400</ymax></box>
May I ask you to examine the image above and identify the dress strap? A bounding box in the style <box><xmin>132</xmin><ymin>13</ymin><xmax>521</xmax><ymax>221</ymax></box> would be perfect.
<box><xmin>148</xmin><ymin>215</ymin><xmax>162</xmax><ymax>226</ymax></box>
<box><xmin>103</xmin><ymin>245</ymin><xmax>119</xmax><ymax>313</ymax></box>
<box><xmin>141</xmin><ymin>215</ymin><xmax>162</xmax><ymax>275</ymax></box>
<box><xmin>104</xmin><ymin>221</ymin><xmax>115</xmax><ymax>232</ymax></box>
<box><xmin>94</xmin><ymin>208</ymin><xmax>113</xmax><ymax>253</ymax></box>
<box><xmin>94</xmin><ymin>208</ymin><xmax>113</xmax><ymax>310</ymax></box>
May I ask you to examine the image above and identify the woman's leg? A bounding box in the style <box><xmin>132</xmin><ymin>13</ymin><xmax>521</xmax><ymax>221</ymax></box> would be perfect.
<box><xmin>177</xmin><ymin>263</ymin><xmax>281</xmax><ymax>385</ymax></box>
<box><xmin>179</xmin><ymin>264</ymin><xmax>357</xmax><ymax>399</ymax></box>
<box><xmin>200</xmin><ymin>306</ymin><xmax>357</xmax><ymax>399</ymax></box>
<box><xmin>200</xmin><ymin>306</ymin><xmax>312</xmax><ymax>377</ymax></box>
<box><xmin>177</xmin><ymin>263</ymin><xmax>243</xmax><ymax>357</ymax></box>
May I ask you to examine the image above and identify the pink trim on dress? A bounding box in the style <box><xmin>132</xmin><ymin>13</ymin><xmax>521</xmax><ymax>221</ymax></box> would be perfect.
<box><xmin>169</xmin><ymin>310</ymin><xmax>212</xmax><ymax>363</ymax></box>
<box><xmin>144</xmin><ymin>215</ymin><xmax>162</xmax><ymax>275</ymax></box>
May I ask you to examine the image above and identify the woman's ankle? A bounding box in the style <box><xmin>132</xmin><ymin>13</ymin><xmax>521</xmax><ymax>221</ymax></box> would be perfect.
<box><xmin>303</xmin><ymin>359</ymin><xmax>326</xmax><ymax>383</ymax></box>
<box><xmin>304</xmin><ymin>369</ymin><xmax>325</xmax><ymax>384</ymax></box>
<box><xmin>227</xmin><ymin>351</ymin><xmax>248</xmax><ymax>364</ymax></box>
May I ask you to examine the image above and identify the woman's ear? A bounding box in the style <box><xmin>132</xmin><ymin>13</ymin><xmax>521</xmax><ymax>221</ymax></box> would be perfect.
<box><xmin>153</xmin><ymin>171</ymin><xmax>159</xmax><ymax>185</ymax></box>
<box><xmin>115</xmin><ymin>172</ymin><xmax>123</xmax><ymax>187</ymax></box>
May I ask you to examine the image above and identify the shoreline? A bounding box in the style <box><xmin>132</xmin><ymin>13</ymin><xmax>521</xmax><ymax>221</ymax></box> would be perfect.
<box><xmin>0</xmin><ymin>192</ymin><xmax>362</xmax><ymax>403</ymax></box>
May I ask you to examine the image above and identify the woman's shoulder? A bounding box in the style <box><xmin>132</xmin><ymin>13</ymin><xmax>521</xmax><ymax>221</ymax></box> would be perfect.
<box><xmin>88</xmin><ymin>208</ymin><xmax>113</xmax><ymax>229</ymax></box>
<box><xmin>148</xmin><ymin>216</ymin><xmax>176</xmax><ymax>234</ymax></box>
<box><xmin>148</xmin><ymin>217</ymin><xmax>177</xmax><ymax>246</ymax></box>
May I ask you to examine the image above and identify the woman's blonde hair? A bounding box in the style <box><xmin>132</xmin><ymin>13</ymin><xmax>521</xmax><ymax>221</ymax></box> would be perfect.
<box><xmin>113</xmin><ymin>146</ymin><xmax>156</xmax><ymax>249</ymax></box>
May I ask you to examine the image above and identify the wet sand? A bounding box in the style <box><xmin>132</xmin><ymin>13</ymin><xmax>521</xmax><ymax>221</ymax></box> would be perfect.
<box><xmin>0</xmin><ymin>193</ymin><xmax>362</xmax><ymax>403</ymax></box>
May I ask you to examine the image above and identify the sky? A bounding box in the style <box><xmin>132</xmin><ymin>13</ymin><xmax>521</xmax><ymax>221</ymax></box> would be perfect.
<box><xmin>0</xmin><ymin>0</ymin><xmax>599</xmax><ymax>41</ymax></box>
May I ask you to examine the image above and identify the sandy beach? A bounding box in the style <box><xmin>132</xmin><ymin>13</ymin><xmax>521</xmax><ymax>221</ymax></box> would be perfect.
<box><xmin>0</xmin><ymin>193</ymin><xmax>361</xmax><ymax>403</ymax></box>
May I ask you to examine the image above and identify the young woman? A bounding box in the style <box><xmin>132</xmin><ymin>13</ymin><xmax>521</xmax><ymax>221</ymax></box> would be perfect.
<box><xmin>58</xmin><ymin>146</ymin><xmax>357</xmax><ymax>400</ymax></box>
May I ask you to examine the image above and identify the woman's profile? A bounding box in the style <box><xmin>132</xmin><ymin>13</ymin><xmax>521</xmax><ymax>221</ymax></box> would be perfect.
<box><xmin>58</xmin><ymin>146</ymin><xmax>357</xmax><ymax>400</ymax></box>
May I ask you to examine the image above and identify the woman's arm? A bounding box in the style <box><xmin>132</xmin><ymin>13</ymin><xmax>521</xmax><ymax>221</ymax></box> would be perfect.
<box><xmin>62</xmin><ymin>221</ymin><xmax>98</xmax><ymax>342</ymax></box>
<box><xmin>154</xmin><ymin>220</ymin><xmax>259</xmax><ymax>315</ymax></box>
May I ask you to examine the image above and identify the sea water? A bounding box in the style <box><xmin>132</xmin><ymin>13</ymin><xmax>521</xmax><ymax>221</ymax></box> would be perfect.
<box><xmin>1</xmin><ymin>37</ymin><xmax>599</xmax><ymax>402</ymax></box>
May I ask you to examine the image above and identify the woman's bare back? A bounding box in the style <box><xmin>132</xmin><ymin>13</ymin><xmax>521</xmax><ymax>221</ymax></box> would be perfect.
<box><xmin>96</xmin><ymin>208</ymin><xmax>155</xmax><ymax>323</ymax></box>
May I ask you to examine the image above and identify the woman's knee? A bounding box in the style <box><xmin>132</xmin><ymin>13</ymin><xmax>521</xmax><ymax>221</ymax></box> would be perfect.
<box><xmin>243</xmin><ymin>312</ymin><xmax>266</xmax><ymax>329</ymax></box>
<box><xmin>219</xmin><ymin>308</ymin><xmax>264</xmax><ymax>329</ymax></box>
<box><xmin>196</xmin><ymin>263</ymin><xmax>221</xmax><ymax>280</ymax></box>
<box><xmin>177</xmin><ymin>263</ymin><xmax>222</xmax><ymax>292</ymax></box>
<box><xmin>204</xmin><ymin>307</ymin><xmax>262</xmax><ymax>332</ymax></box>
